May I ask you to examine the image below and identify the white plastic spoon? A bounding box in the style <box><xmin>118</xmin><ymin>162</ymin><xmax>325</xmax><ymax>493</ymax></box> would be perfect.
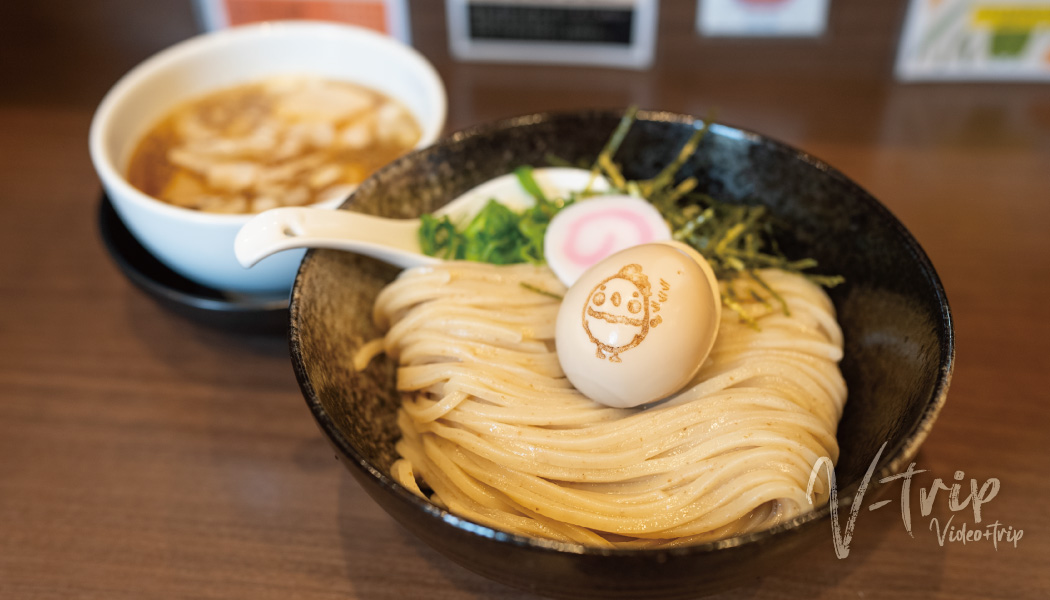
<box><xmin>234</xmin><ymin>167</ymin><xmax>608</xmax><ymax>270</ymax></box>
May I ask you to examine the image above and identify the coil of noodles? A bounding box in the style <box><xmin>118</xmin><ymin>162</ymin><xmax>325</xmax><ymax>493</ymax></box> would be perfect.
<box><xmin>360</xmin><ymin>261</ymin><xmax>846</xmax><ymax>548</ymax></box>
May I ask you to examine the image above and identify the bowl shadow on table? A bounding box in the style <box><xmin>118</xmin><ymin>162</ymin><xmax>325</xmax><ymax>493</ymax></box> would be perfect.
<box><xmin>123</xmin><ymin>286</ymin><xmax>291</xmax><ymax>372</ymax></box>
<box><xmin>335</xmin><ymin>473</ymin><xmax>540</xmax><ymax>599</ymax></box>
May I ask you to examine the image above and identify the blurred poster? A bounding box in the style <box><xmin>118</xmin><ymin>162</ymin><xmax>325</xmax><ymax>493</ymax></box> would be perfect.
<box><xmin>697</xmin><ymin>0</ymin><xmax>829</xmax><ymax>37</ymax></box>
<box><xmin>446</xmin><ymin>0</ymin><xmax>658</xmax><ymax>69</ymax></box>
<box><xmin>896</xmin><ymin>0</ymin><xmax>1050</xmax><ymax>80</ymax></box>
<box><xmin>195</xmin><ymin>0</ymin><xmax>411</xmax><ymax>43</ymax></box>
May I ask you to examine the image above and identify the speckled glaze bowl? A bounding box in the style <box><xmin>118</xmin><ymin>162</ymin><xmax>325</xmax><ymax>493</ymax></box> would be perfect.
<box><xmin>289</xmin><ymin>110</ymin><xmax>954</xmax><ymax>599</ymax></box>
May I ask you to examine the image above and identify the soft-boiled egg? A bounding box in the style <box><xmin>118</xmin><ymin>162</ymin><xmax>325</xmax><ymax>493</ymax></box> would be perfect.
<box><xmin>555</xmin><ymin>241</ymin><xmax>722</xmax><ymax>408</ymax></box>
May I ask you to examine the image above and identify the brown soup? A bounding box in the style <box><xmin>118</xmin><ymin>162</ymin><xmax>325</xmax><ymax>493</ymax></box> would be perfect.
<box><xmin>127</xmin><ymin>76</ymin><xmax>421</xmax><ymax>214</ymax></box>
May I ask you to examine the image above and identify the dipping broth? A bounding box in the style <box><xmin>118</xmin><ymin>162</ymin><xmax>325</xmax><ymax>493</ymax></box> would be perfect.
<box><xmin>126</xmin><ymin>76</ymin><xmax>422</xmax><ymax>214</ymax></box>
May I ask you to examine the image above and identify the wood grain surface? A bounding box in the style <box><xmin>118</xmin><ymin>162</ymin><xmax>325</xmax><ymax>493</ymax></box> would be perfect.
<box><xmin>1</xmin><ymin>1</ymin><xmax>1047</xmax><ymax>598</ymax></box>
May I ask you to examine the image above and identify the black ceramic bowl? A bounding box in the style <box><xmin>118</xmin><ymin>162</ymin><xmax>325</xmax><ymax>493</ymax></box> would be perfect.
<box><xmin>288</xmin><ymin>110</ymin><xmax>954</xmax><ymax>599</ymax></box>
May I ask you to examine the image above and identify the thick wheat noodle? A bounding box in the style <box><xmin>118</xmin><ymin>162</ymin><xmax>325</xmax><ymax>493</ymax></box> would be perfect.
<box><xmin>363</xmin><ymin>262</ymin><xmax>846</xmax><ymax>547</ymax></box>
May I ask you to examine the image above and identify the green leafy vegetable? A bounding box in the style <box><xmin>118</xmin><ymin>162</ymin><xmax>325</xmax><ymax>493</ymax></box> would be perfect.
<box><xmin>514</xmin><ymin>165</ymin><xmax>548</xmax><ymax>203</ymax></box>
<box><xmin>417</xmin><ymin>107</ymin><xmax>843</xmax><ymax>328</ymax></box>
<box><xmin>417</xmin><ymin>166</ymin><xmax>572</xmax><ymax>265</ymax></box>
<box><xmin>418</xmin><ymin>213</ymin><xmax>461</xmax><ymax>259</ymax></box>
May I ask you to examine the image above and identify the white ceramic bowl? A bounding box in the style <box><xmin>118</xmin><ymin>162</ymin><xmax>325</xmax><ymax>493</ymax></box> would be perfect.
<box><xmin>90</xmin><ymin>21</ymin><xmax>446</xmax><ymax>295</ymax></box>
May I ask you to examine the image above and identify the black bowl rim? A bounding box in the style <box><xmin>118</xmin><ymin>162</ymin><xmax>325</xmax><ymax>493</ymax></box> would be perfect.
<box><xmin>289</xmin><ymin>108</ymin><xmax>955</xmax><ymax>559</ymax></box>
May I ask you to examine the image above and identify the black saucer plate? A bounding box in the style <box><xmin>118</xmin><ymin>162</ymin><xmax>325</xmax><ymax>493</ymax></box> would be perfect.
<box><xmin>98</xmin><ymin>194</ymin><xmax>290</xmax><ymax>334</ymax></box>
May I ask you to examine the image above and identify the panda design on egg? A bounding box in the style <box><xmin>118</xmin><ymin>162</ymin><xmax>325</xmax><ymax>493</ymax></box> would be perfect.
<box><xmin>582</xmin><ymin>263</ymin><xmax>663</xmax><ymax>363</ymax></box>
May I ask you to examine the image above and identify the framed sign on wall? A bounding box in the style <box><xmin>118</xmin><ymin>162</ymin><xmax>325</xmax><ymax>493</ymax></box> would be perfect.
<box><xmin>896</xmin><ymin>0</ymin><xmax>1050</xmax><ymax>81</ymax></box>
<box><xmin>445</xmin><ymin>0</ymin><xmax>659</xmax><ymax>69</ymax></box>
<box><xmin>696</xmin><ymin>0</ymin><xmax>829</xmax><ymax>37</ymax></box>
<box><xmin>195</xmin><ymin>0</ymin><xmax>412</xmax><ymax>43</ymax></box>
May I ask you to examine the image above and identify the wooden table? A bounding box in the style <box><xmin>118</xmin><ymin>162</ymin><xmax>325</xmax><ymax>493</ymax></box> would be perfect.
<box><xmin>1</xmin><ymin>2</ymin><xmax>1047</xmax><ymax>598</ymax></box>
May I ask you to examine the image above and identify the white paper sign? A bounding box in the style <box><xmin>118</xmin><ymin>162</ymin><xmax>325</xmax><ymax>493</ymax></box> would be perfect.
<box><xmin>697</xmin><ymin>0</ymin><xmax>829</xmax><ymax>37</ymax></box>
<box><xmin>896</xmin><ymin>0</ymin><xmax>1050</xmax><ymax>81</ymax></box>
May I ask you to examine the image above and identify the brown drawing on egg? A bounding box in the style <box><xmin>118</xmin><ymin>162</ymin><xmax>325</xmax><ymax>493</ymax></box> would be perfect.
<box><xmin>582</xmin><ymin>264</ymin><xmax>668</xmax><ymax>363</ymax></box>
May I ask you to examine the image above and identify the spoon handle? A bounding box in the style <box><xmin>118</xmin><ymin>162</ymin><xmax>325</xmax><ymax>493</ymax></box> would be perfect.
<box><xmin>234</xmin><ymin>207</ymin><xmax>437</xmax><ymax>270</ymax></box>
